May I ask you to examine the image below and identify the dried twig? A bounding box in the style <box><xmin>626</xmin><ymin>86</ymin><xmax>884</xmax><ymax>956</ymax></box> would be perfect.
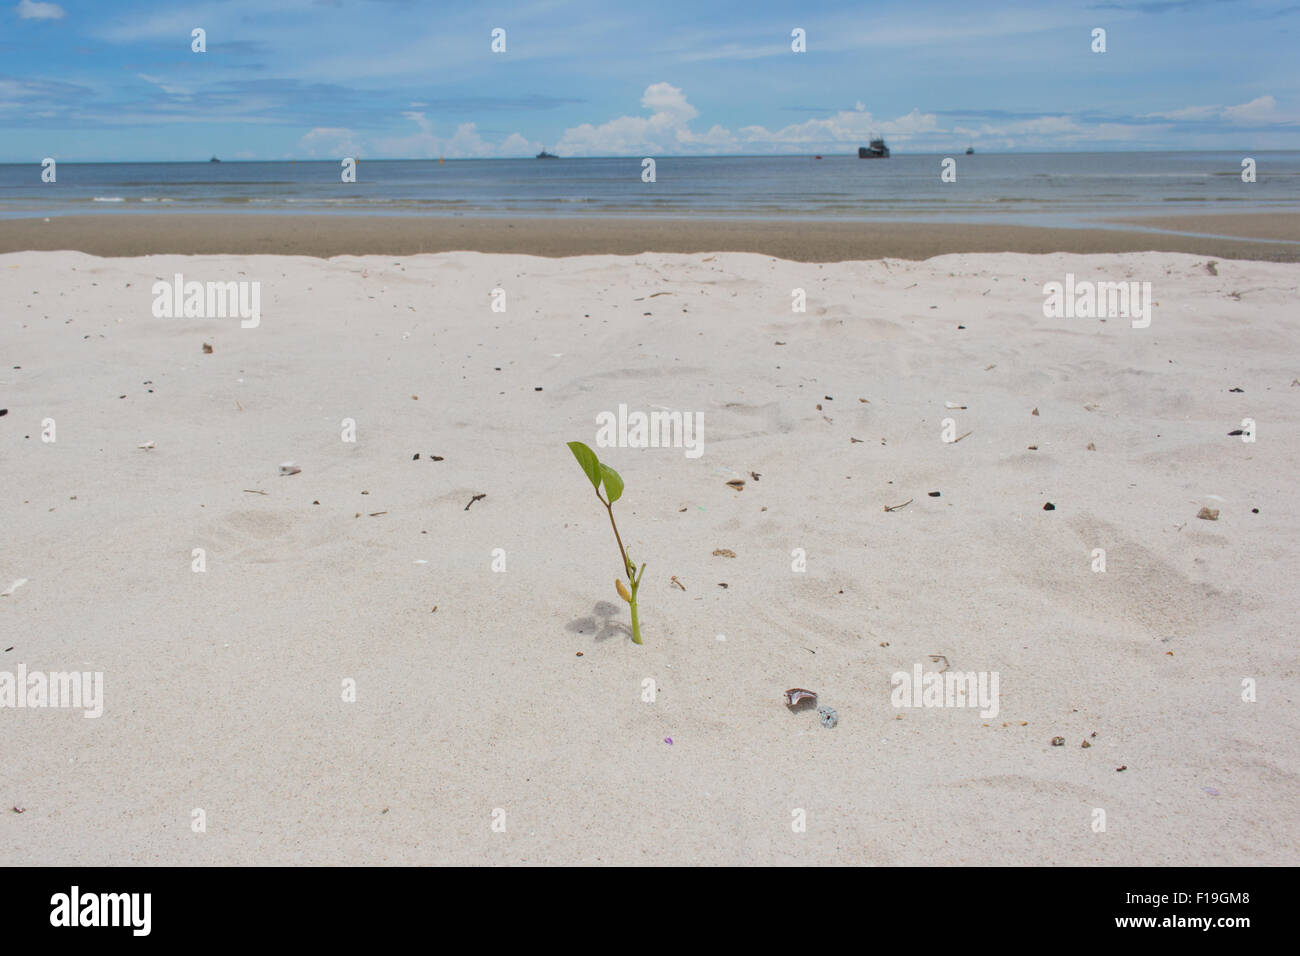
<box><xmin>884</xmin><ymin>498</ymin><xmax>913</xmax><ymax>512</ymax></box>
<box><xmin>464</xmin><ymin>493</ymin><xmax>486</xmax><ymax>511</ymax></box>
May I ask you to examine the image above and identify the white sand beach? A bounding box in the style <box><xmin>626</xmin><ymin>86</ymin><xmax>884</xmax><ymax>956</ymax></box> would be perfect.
<box><xmin>2</xmin><ymin>249</ymin><xmax>1297</xmax><ymax>865</ymax></box>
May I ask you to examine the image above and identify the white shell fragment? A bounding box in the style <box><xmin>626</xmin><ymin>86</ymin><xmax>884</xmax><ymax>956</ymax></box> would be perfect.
<box><xmin>137</xmin><ymin>441</ymin><xmax>156</xmax><ymax>450</ymax></box>
<box><xmin>279</xmin><ymin>462</ymin><xmax>301</xmax><ymax>476</ymax></box>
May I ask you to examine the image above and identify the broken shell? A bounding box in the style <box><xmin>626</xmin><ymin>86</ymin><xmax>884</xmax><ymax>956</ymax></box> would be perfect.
<box><xmin>817</xmin><ymin>705</ymin><xmax>839</xmax><ymax>728</ymax></box>
<box><xmin>279</xmin><ymin>462</ymin><xmax>302</xmax><ymax>476</ymax></box>
<box><xmin>1050</xmin><ymin>736</ymin><xmax>1065</xmax><ymax>746</ymax></box>
<box><xmin>137</xmin><ymin>441</ymin><xmax>156</xmax><ymax>450</ymax></box>
<box><xmin>726</xmin><ymin>479</ymin><xmax>745</xmax><ymax>491</ymax></box>
<box><xmin>1197</xmin><ymin>507</ymin><xmax>1219</xmax><ymax>521</ymax></box>
<box><xmin>784</xmin><ymin>688</ymin><xmax>817</xmax><ymax>708</ymax></box>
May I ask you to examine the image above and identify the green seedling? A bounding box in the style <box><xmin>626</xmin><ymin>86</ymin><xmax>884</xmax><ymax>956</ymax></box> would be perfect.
<box><xmin>567</xmin><ymin>440</ymin><xmax>646</xmax><ymax>645</ymax></box>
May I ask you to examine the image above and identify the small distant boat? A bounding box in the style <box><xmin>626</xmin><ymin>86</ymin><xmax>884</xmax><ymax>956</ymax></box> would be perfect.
<box><xmin>857</xmin><ymin>137</ymin><xmax>890</xmax><ymax>159</ymax></box>
<box><xmin>535</xmin><ymin>149</ymin><xmax>558</xmax><ymax>159</ymax></box>
<box><xmin>814</xmin><ymin>155</ymin><xmax>823</xmax><ymax>160</ymax></box>
<box><xmin>965</xmin><ymin>146</ymin><xmax>975</xmax><ymax>155</ymax></box>
<box><xmin>209</xmin><ymin>156</ymin><xmax>221</xmax><ymax>163</ymax></box>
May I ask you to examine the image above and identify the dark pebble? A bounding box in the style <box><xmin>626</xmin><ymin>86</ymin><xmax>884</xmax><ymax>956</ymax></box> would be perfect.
<box><xmin>534</xmin><ymin>387</ymin><xmax>543</xmax><ymax>391</ymax></box>
<box><xmin>928</xmin><ymin>491</ymin><xmax>941</xmax><ymax>497</ymax></box>
<box><xmin>1043</xmin><ymin>502</ymin><xmax>1056</xmax><ymax>511</ymax></box>
<box><xmin>412</xmin><ymin>453</ymin><xmax>420</xmax><ymax>460</ymax></box>
<box><xmin>1252</xmin><ymin>508</ymin><xmax>1259</xmax><ymax>513</ymax></box>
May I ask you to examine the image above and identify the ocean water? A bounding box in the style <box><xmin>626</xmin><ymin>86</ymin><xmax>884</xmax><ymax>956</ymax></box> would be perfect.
<box><xmin>1</xmin><ymin>152</ymin><xmax>1296</xmax><ymax>227</ymax></box>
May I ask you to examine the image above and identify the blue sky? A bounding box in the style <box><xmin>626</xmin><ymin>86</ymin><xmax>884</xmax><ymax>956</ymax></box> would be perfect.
<box><xmin>1</xmin><ymin>0</ymin><xmax>1297</xmax><ymax>160</ymax></box>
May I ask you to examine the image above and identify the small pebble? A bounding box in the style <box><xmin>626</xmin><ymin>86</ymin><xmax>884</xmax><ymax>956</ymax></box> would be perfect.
<box><xmin>1051</xmin><ymin>736</ymin><xmax>1065</xmax><ymax>746</ymax></box>
<box><xmin>817</xmin><ymin>706</ymin><xmax>838</xmax><ymax>729</ymax></box>
<box><xmin>1043</xmin><ymin>502</ymin><xmax>1056</xmax><ymax>511</ymax></box>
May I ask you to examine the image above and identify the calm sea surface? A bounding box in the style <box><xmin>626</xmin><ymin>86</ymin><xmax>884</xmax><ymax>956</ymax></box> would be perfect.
<box><xmin>1</xmin><ymin>153</ymin><xmax>1296</xmax><ymax>230</ymax></box>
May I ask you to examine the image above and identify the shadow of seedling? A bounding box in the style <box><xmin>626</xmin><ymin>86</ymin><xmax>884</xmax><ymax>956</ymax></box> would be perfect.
<box><xmin>567</xmin><ymin>601</ymin><xmax>633</xmax><ymax>642</ymax></box>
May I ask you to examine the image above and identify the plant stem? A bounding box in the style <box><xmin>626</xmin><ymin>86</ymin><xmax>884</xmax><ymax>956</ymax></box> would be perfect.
<box><xmin>599</xmin><ymin>491</ymin><xmax>641</xmax><ymax>643</ymax></box>
<box><xmin>601</xmin><ymin>495</ymin><xmax>634</xmax><ymax>578</ymax></box>
<box><xmin>628</xmin><ymin>593</ymin><xmax>642</xmax><ymax>644</ymax></box>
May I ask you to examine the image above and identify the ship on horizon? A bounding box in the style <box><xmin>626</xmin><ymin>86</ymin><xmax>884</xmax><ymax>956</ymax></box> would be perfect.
<box><xmin>857</xmin><ymin>137</ymin><xmax>889</xmax><ymax>159</ymax></box>
<box><xmin>535</xmin><ymin>148</ymin><xmax>559</xmax><ymax>159</ymax></box>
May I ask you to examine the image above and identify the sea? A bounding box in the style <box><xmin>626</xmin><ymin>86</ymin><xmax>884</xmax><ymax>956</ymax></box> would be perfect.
<box><xmin>2</xmin><ymin>152</ymin><xmax>1296</xmax><ymax>232</ymax></box>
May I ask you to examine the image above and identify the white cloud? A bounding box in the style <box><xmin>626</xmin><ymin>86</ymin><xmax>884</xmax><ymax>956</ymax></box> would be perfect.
<box><xmin>1145</xmin><ymin>96</ymin><xmax>1285</xmax><ymax>125</ymax></box>
<box><xmin>1222</xmin><ymin>95</ymin><xmax>1277</xmax><ymax>123</ymax></box>
<box><xmin>558</xmin><ymin>82</ymin><xmax>720</xmax><ymax>155</ymax></box>
<box><xmin>137</xmin><ymin>74</ymin><xmax>193</xmax><ymax>98</ymax></box>
<box><xmin>298</xmin><ymin>127</ymin><xmax>362</xmax><ymax>158</ymax></box>
<box><xmin>556</xmin><ymin>83</ymin><xmax>953</xmax><ymax>155</ymax></box>
<box><xmin>17</xmin><ymin>0</ymin><xmax>65</xmax><ymax>20</ymax></box>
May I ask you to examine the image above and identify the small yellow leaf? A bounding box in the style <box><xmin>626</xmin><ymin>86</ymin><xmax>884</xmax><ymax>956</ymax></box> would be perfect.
<box><xmin>616</xmin><ymin>579</ymin><xmax>632</xmax><ymax>603</ymax></box>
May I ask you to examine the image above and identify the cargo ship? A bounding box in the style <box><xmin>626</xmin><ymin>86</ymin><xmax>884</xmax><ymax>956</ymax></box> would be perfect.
<box><xmin>857</xmin><ymin>137</ymin><xmax>889</xmax><ymax>158</ymax></box>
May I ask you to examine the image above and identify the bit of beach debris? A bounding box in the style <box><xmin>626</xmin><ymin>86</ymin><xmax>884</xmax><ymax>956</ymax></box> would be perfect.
<box><xmin>717</xmin><ymin>582</ymin><xmax>728</xmax><ymax>589</ymax></box>
<box><xmin>785</xmin><ymin>688</ymin><xmax>817</xmax><ymax>709</ymax></box>
<box><xmin>202</xmin><ymin>342</ymin><xmax>213</xmax><ymax>353</ymax></box>
<box><xmin>712</xmin><ymin>548</ymin><xmax>736</xmax><ymax>558</ymax></box>
<box><xmin>1228</xmin><ymin>387</ymin><xmax>1243</xmax><ymax>393</ymax></box>
<box><xmin>1197</xmin><ymin>506</ymin><xmax>1220</xmax><ymax>521</ymax></box>
<box><xmin>0</xmin><ymin>409</ymin><xmax>8</xmax><ymax>416</ymax></box>
<box><xmin>242</xmin><ymin>489</ymin><xmax>268</xmax><ymax>496</ymax></box>
<box><xmin>431</xmin><ymin>455</ymin><xmax>444</xmax><ymax>461</ymax></box>
<box><xmin>368</xmin><ymin>511</ymin><xmax>387</xmax><ymax>517</ymax></box>
<box><xmin>1116</xmin><ymin>765</ymin><xmax>1127</xmax><ymax>772</ymax></box>
<box><xmin>1027</xmin><ymin>444</ymin><xmax>1038</xmax><ymax>450</ymax></box>
<box><xmin>137</xmin><ymin>441</ymin><xmax>156</xmax><ymax>450</ymax></box>
<box><xmin>850</xmin><ymin>437</ymin><xmax>864</xmax><ymax>443</ymax></box>
<box><xmin>817</xmin><ymin>706</ymin><xmax>839</xmax><ymax>728</ymax></box>
<box><xmin>928</xmin><ymin>491</ymin><xmax>941</xmax><ymax>497</ymax></box>
<box><xmin>945</xmin><ymin>401</ymin><xmax>967</xmax><ymax>409</ymax></box>
<box><xmin>1</xmin><ymin>579</ymin><xmax>28</xmax><ymax>598</ymax></box>
<box><xmin>928</xmin><ymin>654</ymin><xmax>950</xmax><ymax>672</ymax></box>
<box><xmin>1081</xmin><ymin>740</ymin><xmax>1092</xmax><ymax>748</ymax></box>
<box><xmin>11</xmin><ymin>806</ymin><xmax>24</xmax><ymax>814</ymax></box>
<box><xmin>749</xmin><ymin>471</ymin><xmax>760</xmax><ymax>482</ymax></box>
<box><xmin>725</xmin><ymin>479</ymin><xmax>745</xmax><ymax>491</ymax></box>
<box><xmin>1031</xmin><ymin>407</ymin><xmax>1039</xmax><ymax>416</ymax></box>
<box><xmin>1227</xmin><ymin>429</ymin><xmax>1245</xmax><ymax>436</ymax></box>
<box><xmin>1205</xmin><ymin>261</ymin><xmax>1218</xmax><ymax>276</ymax></box>
<box><xmin>1051</xmin><ymin>736</ymin><xmax>1065</xmax><ymax>747</ymax></box>
<box><xmin>1043</xmin><ymin>502</ymin><xmax>1056</xmax><ymax>511</ymax></box>
<box><xmin>951</xmin><ymin>430</ymin><xmax>973</xmax><ymax>443</ymax></box>
<box><xmin>464</xmin><ymin>493</ymin><xmax>486</xmax><ymax>511</ymax></box>
<box><xmin>279</xmin><ymin>462</ymin><xmax>301</xmax><ymax>476</ymax></box>
<box><xmin>774</xmin><ymin>340</ymin><xmax>786</xmax><ymax>346</ymax></box>
<box><xmin>1087</xmin><ymin>442</ymin><xmax>1096</xmax><ymax>451</ymax></box>
<box><xmin>884</xmin><ymin>498</ymin><xmax>913</xmax><ymax>512</ymax></box>
<box><xmin>413</xmin><ymin>453</ymin><xmax>419</xmax><ymax>460</ymax></box>
<box><xmin>670</xmin><ymin>576</ymin><xmax>686</xmax><ymax>591</ymax></box>
<box><xmin>575</xmin><ymin>651</ymin><xmax>583</xmax><ymax>657</ymax></box>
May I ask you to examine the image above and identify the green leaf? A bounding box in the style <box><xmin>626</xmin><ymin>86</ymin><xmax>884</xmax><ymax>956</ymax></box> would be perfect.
<box><xmin>567</xmin><ymin>441</ymin><xmax>602</xmax><ymax>491</ymax></box>
<box><xmin>599</xmin><ymin>463</ymin><xmax>624</xmax><ymax>504</ymax></box>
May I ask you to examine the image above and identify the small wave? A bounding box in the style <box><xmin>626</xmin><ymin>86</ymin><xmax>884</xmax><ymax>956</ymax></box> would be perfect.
<box><xmin>91</xmin><ymin>196</ymin><xmax>125</xmax><ymax>202</ymax></box>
